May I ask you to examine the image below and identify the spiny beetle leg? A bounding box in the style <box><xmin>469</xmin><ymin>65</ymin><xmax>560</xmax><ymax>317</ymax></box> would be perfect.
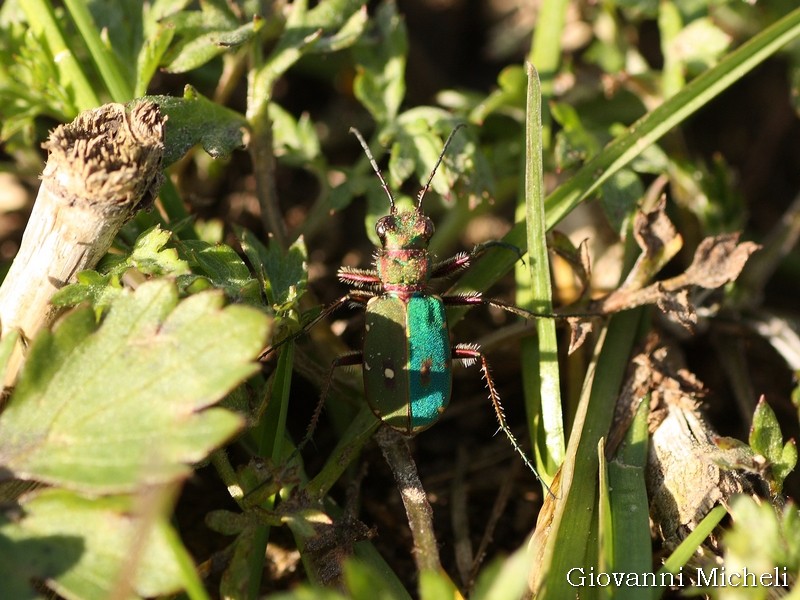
<box><xmin>452</xmin><ymin>343</ymin><xmax>554</xmax><ymax>497</ymax></box>
<box><xmin>259</xmin><ymin>291</ymin><xmax>375</xmax><ymax>360</ymax></box>
<box><xmin>443</xmin><ymin>292</ymin><xmax>558</xmax><ymax>320</ymax></box>
<box><xmin>431</xmin><ymin>240</ymin><xmax>525</xmax><ymax>279</ymax></box>
<box><xmin>338</xmin><ymin>266</ymin><xmax>382</xmax><ymax>289</ymax></box>
<box><xmin>296</xmin><ymin>350</ymin><xmax>364</xmax><ymax>453</ymax></box>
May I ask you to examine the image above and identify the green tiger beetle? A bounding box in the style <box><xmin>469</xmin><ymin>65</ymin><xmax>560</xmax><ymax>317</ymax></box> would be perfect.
<box><xmin>270</xmin><ymin>125</ymin><xmax>554</xmax><ymax>488</ymax></box>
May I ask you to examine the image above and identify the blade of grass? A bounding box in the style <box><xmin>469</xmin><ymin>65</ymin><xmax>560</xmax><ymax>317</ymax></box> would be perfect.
<box><xmin>606</xmin><ymin>395</ymin><xmax>651</xmax><ymax>600</ymax></box>
<box><xmin>63</xmin><ymin>0</ymin><xmax>134</xmax><ymax>102</ymax></box>
<box><xmin>532</xmin><ymin>309</ymin><xmax>643</xmax><ymax>600</ymax></box>
<box><xmin>21</xmin><ymin>0</ymin><xmax>100</xmax><ymax>111</ymax></box>
<box><xmin>450</xmin><ymin>7</ymin><xmax>800</xmax><ymax>309</ymax></box>
<box><xmin>527</xmin><ymin>0</ymin><xmax>569</xmax><ymax>147</ymax></box>
<box><xmin>521</xmin><ymin>64</ymin><xmax>564</xmax><ymax>485</ymax></box>
<box><xmin>245</xmin><ymin>343</ymin><xmax>295</xmax><ymax>600</ymax></box>
<box><xmin>652</xmin><ymin>504</ymin><xmax>727</xmax><ymax>599</ymax></box>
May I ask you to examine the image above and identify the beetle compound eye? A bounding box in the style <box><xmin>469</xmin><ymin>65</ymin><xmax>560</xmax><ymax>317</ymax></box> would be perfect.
<box><xmin>423</xmin><ymin>218</ymin><xmax>435</xmax><ymax>239</ymax></box>
<box><xmin>376</xmin><ymin>216</ymin><xmax>394</xmax><ymax>242</ymax></box>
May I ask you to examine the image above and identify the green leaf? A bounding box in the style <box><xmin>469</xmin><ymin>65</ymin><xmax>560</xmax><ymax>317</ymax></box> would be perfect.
<box><xmin>750</xmin><ymin>397</ymin><xmax>797</xmax><ymax>492</ymax></box>
<box><xmin>418</xmin><ymin>569</ymin><xmax>459</xmax><ymax>600</ymax></box>
<box><xmin>0</xmin><ymin>489</ymin><xmax>187</xmax><ymax>599</ymax></box>
<box><xmin>50</xmin><ymin>270</ymin><xmax>122</xmax><ymax>314</ymax></box>
<box><xmin>719</xmin><ymin>496</ymin><xmax>800</xmax><ymax>598</ymax></box>
<box><xmin>236</xmin><ymin>228</ymin><xmax>308</xmax><ymax>310</ymax></box>
<box><xmin>344</xmin><ymin>558</ymin><xmax>407</xmax><ymax>600</ymax></box>
<box><xmin>180</xmin><ymin>239</ymin><xmax>263</xmax><ymax>305</ymax></box>
<box><xmin>551</xmin><ymin>101</ymin><xmax>602</xmax><ymax>171</ymax></box>
<box><xmin>127</xmin><ymin>225</ymin><xmax>191</xmax><ymax>276</ymax></box>
<box><xmin>471</xmin><ymin>541</ymin><xmax>532</xmax><ymax>600</ymax></box>
<box><xmin>160</xmin><ymin>3</ymin><xmax>258</xmax><ymax>73</ymax></box>
<box><xmin>352</xmin><ymin>1</ymin><xmax>407</xmax><ymax>123</ymax></box>
<box><xmin>270</xmin><ymin>102</ymin><xmax>323</xmax><ymax>166</ymax></box>
<box><xmin>600</xmin><ymin>169</ymin><xmax>644</xmax><ymax>235</ymax></box>
<box><xmin>146</xmin><ymin>87</ymin><xmax>247</xmax><ymax>165</ymax></box>
<box><xmin>135</xmin><ymin>20</ymin><xmax>175</xmax><ymax>97</ymax></box>
<box><xmin>0</xmin><ymin>280</ymin><xmax>270</xmax><ymax>493</ymax></box>
<box><xmin>667</xmin><ymin>17</ymin><xmax>732</xmax><ymax>74</ymax></box>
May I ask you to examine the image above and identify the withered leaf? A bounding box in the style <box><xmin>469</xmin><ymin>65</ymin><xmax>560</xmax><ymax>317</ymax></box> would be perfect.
<box><xmin>683</xmin><ymin>233</ymin><xmax>760</xmax><ymax>290</ymax></box>
<box><xmin>656</xmin><ymin>286</ymin><xmax>696</xmax><ymax>332</ymax></box>
<box><xmin>621</xmin><ymin>196</ymin><xmax>684</xmax><ymax>292</ymax></box>
<box><xmin>567</xmin><ymin>316</ymin><xmax>594</xmax><ymax>354</ymax></box>
<box><xmin>633</xmin><ymin>196</ymin><xmax>681</xmax><ymax>264</ymax></box>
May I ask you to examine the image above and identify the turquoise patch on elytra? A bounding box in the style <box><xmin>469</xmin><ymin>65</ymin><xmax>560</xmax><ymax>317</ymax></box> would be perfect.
<box><xmin>407</xmin><ymin>295</ymin><xmax>451</xmax><ymax>428</ymax></box>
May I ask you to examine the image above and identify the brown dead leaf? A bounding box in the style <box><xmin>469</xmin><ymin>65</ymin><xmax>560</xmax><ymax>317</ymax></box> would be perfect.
<box><xmin>683</xmin><ymin>233</ymin><xmax>761</xmax><ymax>290</ymax></box>
<box><xmin>655</xmin><ymin>286</ymin><xmax>696</xmax><ymax>332</ymax></box>
<box><xmin>622</xmin><ymin>197</ymin><xmax>684</xmax><ymax>291</ymax></box>
<box><xmin>566</xmin><ymin>316</ymin><xmax>593</xmax><ymax>354</ymax></box>
<box><xmin>633</xmin><ymin>196</ymin><xmax>681</xmax><ymax>263</ymax></box>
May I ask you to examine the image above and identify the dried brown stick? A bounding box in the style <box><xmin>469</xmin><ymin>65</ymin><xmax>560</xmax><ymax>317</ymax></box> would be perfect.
<box><xmin>0</xmin><ymin>101</ymin><xmax>165</xmax><ymax>384</ymax></box>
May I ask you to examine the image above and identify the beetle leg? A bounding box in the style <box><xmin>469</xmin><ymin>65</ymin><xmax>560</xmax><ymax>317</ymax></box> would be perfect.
<box><xmin>452</xmin><ymin>343</ymin><xmax>553</xmax><ymax>496</ymax></box>
<box><xmin>298</xmin><ymin>351</ymin><xmax>364</xmax><ymax>452</ymax></box>
<box><xmin>259</xmin><ymin>291</ymin><xmax>374</xmax><ymax>360</ymax></box>
<box><xmin>339</xmin><ymin>266</ymin><xmax>382</xmax><ymax>288</ymax></box>
<box><xmin>443</xmin><ymin>293</ymin><xmax>558</xmax><ymax>319</ymax></box>
<box><xmin>431</xmin><ymin>241</ymin><xmax>524</xmax><ymax>279</ymax></box>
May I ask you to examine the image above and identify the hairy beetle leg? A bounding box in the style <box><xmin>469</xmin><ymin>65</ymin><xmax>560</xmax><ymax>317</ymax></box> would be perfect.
<box><xmin>452</xmin><ymin>343</ymin><xmax>554</xmax><ymax>498</ymax></box>
<box><xmin>259</xmin><ymin>291</ymin><xmax>374</xmax><ymax>360</ymax></box>
<box><xmin>297</xmin><ymin>350</ymin><xmax>364</xmax><ymax>453</ymax></box>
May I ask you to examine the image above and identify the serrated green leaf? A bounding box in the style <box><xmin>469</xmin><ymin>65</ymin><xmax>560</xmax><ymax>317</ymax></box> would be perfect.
<box><xmin>0</xmin><ymin>489</ymin><xmax>186</xmax><ymax>599</ymax></box>
<box><xmin>180</xmin><ymin>239</ymin><xmax>263</xmax><ymax>305</ymax></box>
<box><xmin>128</xmin><ymin>225</ymin><xmax>191</xmax><ymax>276</ymax></box>
<box><xmin>270</xmin><ymin>102</ymin><xmax>322</xmax><ymax>165</ymax></box>
<box><xmin>720</xmin><ymin>495</ymin><xmax>799</xmax><ymax>599</ymax></box>
<box><xmin>352</xmin><ymin>1</ymin><xmax>407</xmax><ymax>123</ymax></box>
<box><xmin>146</xmin><ymin>87</ymin><xmax>247</xmax><ymax>165</ymax></box>
<box><xmin>0</xmin><ymin>280</ymin><xmax>270</xmax><ymax>493</ymax></box>
<box><xmin>50</xmin><ymin>270</ymin><xmax>122</xmax><ymax>314</ymax></box>
<box><xmin>236</xmin><ymin>228</ymin><xmax>308</xmax><ymax>309</ymax></box>
<box><xmin>164</xmin><ymin>19</ymin><xmax>259</xmax><ymax>73</ymax></box>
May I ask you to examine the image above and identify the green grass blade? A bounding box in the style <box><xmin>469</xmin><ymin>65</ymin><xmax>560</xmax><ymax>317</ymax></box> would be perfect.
<box><xmin>652</xmin><ymin>505</ymin><xmax>727</xmax><ymax>599</ymax></box>
<box><xmin>521</xmin><ymin>64</ymin><xmax>564</xmax><ymax>481</ymax></box>
<box><xmin>534</xmin><ymin>309</ymin><xmax>643</xmax><ymax>599</ymax></box>
<box><xmin>607</xmin><ymin>396</ymin><xmax>651</xmax><ymax>600</ymax></box>
<box><xmin>527</xmin><ymin>0</ymin><xmax>569</xmax><ymax>147</ymax></box>
<box><xmin>21</xmin><ymin>0</ymin><xmax>100</xmax><ymax>111</ymax></box>
<box><xmin>450</xmin><ymin>7</ymin><xmax>800</xmax><ymax>304</ymax></box>
<box><xmin>63</xmin><ymin>0</ymin><xmax>134</xmax><ymax>102</ymax></box>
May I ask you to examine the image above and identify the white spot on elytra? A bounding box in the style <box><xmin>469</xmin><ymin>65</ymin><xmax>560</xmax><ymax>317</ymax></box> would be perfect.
<box><xmin>384</xmin><ymin>368</ymin><xmax>395</xmax><ymax>379</ymax></box>
<box><xmin>364</xmin><ymin>362</ymin><xmax>371</xmax><ymax>371</ymax></box>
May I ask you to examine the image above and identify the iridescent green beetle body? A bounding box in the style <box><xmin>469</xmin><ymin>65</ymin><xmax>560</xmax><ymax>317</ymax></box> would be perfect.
<box><xmin>363</xmin><ymin>293</ymin><xmax>451</xmax><ymax>433</ymax></box>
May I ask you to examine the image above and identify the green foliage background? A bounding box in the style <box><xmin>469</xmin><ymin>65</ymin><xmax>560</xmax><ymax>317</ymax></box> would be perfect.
<box><xmin>1</xmin><ymin>0</ymin><xmax>800</xmax><ymax>598</ymax></box>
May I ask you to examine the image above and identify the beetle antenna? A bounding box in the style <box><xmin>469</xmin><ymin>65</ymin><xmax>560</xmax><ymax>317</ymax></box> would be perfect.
<box><xmin>350</xmin><ymin>127</ymin><xmax>396</xmax><ymax>214</ymax></box>
<box><xmin>417</xmin><ymin>123</ymin><xmax>466</xmax><ymax>209</ymax></box>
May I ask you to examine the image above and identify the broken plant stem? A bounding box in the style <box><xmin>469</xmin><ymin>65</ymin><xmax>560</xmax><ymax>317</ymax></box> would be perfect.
<box><xmin>0</xmin><ymin>101</ymin><xmax>165</xmax><ymax>384</ymax></box>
